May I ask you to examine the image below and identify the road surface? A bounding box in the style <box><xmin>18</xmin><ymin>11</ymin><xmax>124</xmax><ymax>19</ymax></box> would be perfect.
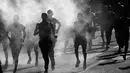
<box><xmin>0</xmin><ymin>30</ymin><xmax>130</xmax><ymax>73</ymax></box>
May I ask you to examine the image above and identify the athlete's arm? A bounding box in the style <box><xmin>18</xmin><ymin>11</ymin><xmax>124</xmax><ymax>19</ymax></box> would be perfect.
<box><xmin>23</xmin><ymin>26</ymin><xmax>26</xmax><ymax>40</ymax></box>
<box><xmin>6</xmin><ymin>25</ymin><xmax>11</xmax><ymax>41</ymax></box>
<box><xmin>55</xmin><ymin>19</ymin><xmax>61</xmax><ymax>33</ymax></box>
<box><xmin>34</xmin><ymin>23</ymin><xmax>39</xmax><ymax>36</ymax></box>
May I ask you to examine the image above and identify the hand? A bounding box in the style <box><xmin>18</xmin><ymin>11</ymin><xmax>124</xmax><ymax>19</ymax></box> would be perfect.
<box><xmin>21</xmin><ymin>39</ymin><xmax>25</xmax><ymax>46</ymax></box>
<box><xmin>21</xmin><ymin>39</ymin><xmax>24</xmax><ymax>43</ymax></box>
<box><xmin>55</xmin><ymin>35</ymin><xmax>58</xmax><ymax>38</ymax></box>
<box><xmin>56</xmin><ymin>30</ymin><xmax>58</xmax><ymax>33</ymax></box>
<box><xmin>8</xmin><ymin>35</ymin><xmax>11</xmax><ymax>41</ymax></box>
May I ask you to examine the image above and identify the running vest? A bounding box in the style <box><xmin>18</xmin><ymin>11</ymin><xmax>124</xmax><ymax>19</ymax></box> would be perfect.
<box><xmin>38</xmin><ymin>20</ymin><xmax>53</xmax><ymax>38</ymax></box>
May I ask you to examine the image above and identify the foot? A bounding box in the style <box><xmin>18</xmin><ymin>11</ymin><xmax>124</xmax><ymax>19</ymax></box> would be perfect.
<box><xmin>75</xmin><ymin>60</ymin><xmax>80</xmax><ymax>67</ymax></box>
<box><xmin>51</xmin><ymin>64</ymin><xmax>55</xmax><ymax>70</ymax></box>
<box><xmin>3</xmin><ymin>62</ymin><xmax>8</xmax><ymax>70</ymax></box>
<box><xmin>117</xmin><ymin>50</ymin><xmax>122</xmax><ymax>54</ymax></box>
<box><xmin>44</xmin><ymin>70</ymin><xmax>48</xmax><ymax>73</ymax></box>
<box><xmin>27</xmin><ymin>59</ymin><xmax>31</xmax><ymax>64</ymax></box>
<box><xmin>83</xmin><ymin>62</ymin><xmax>87</xmax><ymax>70</ymax></box>
<box><xmin>13</xmin><ymin>70</ymin><xmax>17</xmax><ymax>73</ymax></box>
<box><xmin>35</xmin><ymin>61</ymin><xmax>38</xmax><ymax>66</ymax></box>
<box><xmin>106</xmin><ymin>46</ymin><xmax>109</xmax><ymax>50</ymax></box>
<box><xmin>102</xmin><ymin>49</ymin><xmax>108</xmax><ymax>52</ymax></box>
<box><xmin>123</xmin><ymin>55</ymin><xmax>126</xmax><ymax>60</ymax></box>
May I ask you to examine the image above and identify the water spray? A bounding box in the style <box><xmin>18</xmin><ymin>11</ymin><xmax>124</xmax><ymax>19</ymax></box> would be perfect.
<box><xmin>0</xmin><ymin>0</ymin><xmax>94</xmax><ymax>54</ymax></box>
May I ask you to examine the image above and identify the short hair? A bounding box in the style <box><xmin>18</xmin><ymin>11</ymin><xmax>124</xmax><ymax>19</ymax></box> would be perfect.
<box><xmin>47</xmin><ymin>9</ymin><xmax>53</xmax><ymax>14</ymax></box>
<box><xmin>41</xmin><ymin>13</ymin><xmax>47</xmax><ymax>19</ymax></box>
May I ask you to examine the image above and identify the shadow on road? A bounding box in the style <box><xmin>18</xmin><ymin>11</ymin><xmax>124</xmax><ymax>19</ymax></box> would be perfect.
<box><xmin>65</xmin><ymin>46</ymin><xmax>119</xmax><ymax>55</ymax></box>
<box><xmin>119</xmin><ymin>66</ymin><xmax>130</xmax><ymax>70</ymax></box>
<box><xmin>96</xmin><ymin>50</ymin><xmax>130</xmax><ymax>60</ymax></box>
<box><xmin>4</xmin><ymin>65</ymin><xmax>35</xmax><ymax>72</ymax></box>
<box><xmin>98</xmin><ymin>60</ymin><xmax>124</xmax><ymax>66</ymax></box>
<box><xmin>26</xmin><ymin>71</ymin><xmax>43</xmax><ymax>73</ymax></box>
<box><xmin>118</xmin><ymin>57</ymin><xmax>130</xmax><ymax>70</ymax></box>
<box><xmin>98</xmin><ymin>40</ymin><xmax>115</xmax><ymax>44</ymax></box>
<box><xmin>96</xmin><ymin>53</ymin><xmax>119</xmax><ymax>60</ymax></box>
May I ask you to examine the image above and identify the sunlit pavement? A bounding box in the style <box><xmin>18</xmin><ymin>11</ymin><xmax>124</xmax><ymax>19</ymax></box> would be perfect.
<box><xmin>82</xmin><ymin>31</ymin><xmax>130</xmax><ymax>73</ymax></box>
<box><xmin>2</xmin><ymin>45</ymin><xmax>130</xmax><ymax>73</ymax></box>
<box><xmin>83</xmin><ymin>51</ymin><xmax>130</xmax><ymax>73</ymax></box>
<box><xmin>0</xmin><ymin>35</ymin><xmax>103</xmax><ymax>73</ymax></box>
<box><xmin>0</xmin><ymin>47</ymin><xmax>102</xmax><ymax>73</ymax></box>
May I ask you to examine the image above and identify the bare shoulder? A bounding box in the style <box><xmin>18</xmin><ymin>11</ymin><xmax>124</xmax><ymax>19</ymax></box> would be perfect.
<box><xmin>19</xmin><ymin>24</ymin><xmax>25</xmax><ymax>30</ymax></box>
<box><xmin>53</xmin><ymin>18</ymin><xmax>59</xmax><ymax>22</ymax></box>
<box><xmin>52</xmin><ymin>18</ymin><xmax>57</xmax><ymax>20</ymax></box>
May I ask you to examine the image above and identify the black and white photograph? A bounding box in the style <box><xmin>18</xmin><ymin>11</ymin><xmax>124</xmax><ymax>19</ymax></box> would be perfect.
<box><xmin>0</xmin><ymin>0</ymin><xmax>130</xmax><ymax>73</ymax></box>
